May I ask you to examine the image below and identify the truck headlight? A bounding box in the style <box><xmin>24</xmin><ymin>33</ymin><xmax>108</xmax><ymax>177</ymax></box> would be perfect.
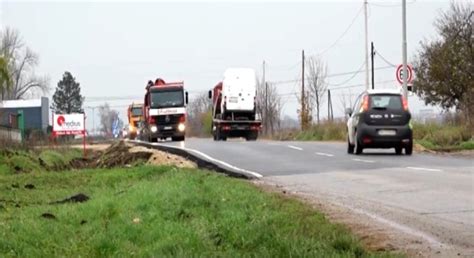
<box><xmin>178</xmin><ymin>123</ymin><xmax>186</xmax><ymax>132</ymax></box>
<box><xmin>129</xmin><ymin>125</ymin><xmax>135</xmax><ymax>132</ymax></box>
<box><xmin>151</xmin><ymin>126</ymin><xmax>158</xmax><ymax>133</ymax></box>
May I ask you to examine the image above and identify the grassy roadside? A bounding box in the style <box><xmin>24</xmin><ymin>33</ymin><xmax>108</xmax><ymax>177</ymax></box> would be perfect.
<box><xmin>0</xmin><ymin>164</ymin><xmax>398</xmax><ymax>257</ymax></box>
<box><xmin>272</xmin><ymin>121</ymin><xmax>473</xmax><ymax>152</ymax></box>
<box><xmin>0</xmin><ymin>148</ymin><xmax>82</xmax><ymax>174</ymax></box>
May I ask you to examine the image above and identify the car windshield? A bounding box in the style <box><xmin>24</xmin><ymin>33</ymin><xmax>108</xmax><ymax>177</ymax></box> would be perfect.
<box><xmin>131</xmin><ymin>107</ymin><xmax>142</xmax><ymax>116</ymax></box>
<box><xmin>150</xmin><ymin>90</ymin><xmax>184</xmax><ymax>108</ymax></box>
<box><xmin>370</xmin><ymin>95</ymin><xmax>402</xmax><ymax>109</ymax></box>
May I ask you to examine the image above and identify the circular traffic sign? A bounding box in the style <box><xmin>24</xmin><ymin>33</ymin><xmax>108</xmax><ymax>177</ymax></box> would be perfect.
<box><xmin>396</xmin><ymin>64</ymin><xmax>413</xmax><ymax>84</ymax></box>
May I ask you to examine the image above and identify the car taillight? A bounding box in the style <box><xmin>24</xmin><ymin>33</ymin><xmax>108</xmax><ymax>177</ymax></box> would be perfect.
<box><xmin>402</xmin><ymin>96</ymin><xmax>409</xmax><ymax>111</ymax></box>
<box><xmin>361</xmin><ymin>95</ymin><xmax>369</xmax><ymax>112</ymax></box>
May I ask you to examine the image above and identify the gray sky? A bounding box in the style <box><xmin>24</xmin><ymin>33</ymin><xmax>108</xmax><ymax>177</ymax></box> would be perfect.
<box><xmin>1</xmin><ymin>0</ymin><xmax>451</xmax><ymax>129</ymax></box>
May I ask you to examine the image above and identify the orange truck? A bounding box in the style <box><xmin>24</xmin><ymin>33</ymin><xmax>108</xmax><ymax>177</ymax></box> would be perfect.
<box><xmin>127</xmin><ymin>103</ymin><xmax>144</xmax><ymax>139</ymax></box>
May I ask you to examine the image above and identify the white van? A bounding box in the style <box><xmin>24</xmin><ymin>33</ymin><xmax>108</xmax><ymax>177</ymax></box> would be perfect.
<box><xmin>221</xmin><ymin>68</ymin><xmax>257</xmax><ymax>117</ymax></box>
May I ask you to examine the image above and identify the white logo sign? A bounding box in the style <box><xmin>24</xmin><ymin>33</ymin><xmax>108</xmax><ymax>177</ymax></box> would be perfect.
<box><xmin>53</xmin><ymin>113</ymin><xmax>85</xmax><ymax>135</ymax></box>
<box><xmin>149</xmin><ymin>107</ymin><xmax>186</xmax><ymax>116</ymax></box>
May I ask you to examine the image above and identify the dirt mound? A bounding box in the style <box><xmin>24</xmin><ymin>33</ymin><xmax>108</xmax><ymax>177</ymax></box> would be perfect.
<box><xmin>94</xmin><ymin>141</ymin><xmax>152</xmax><ymax>168</ymax></box>
<box><xmin>129</xmin><ymin>146</ymin><xmax>197</xmax><ymax>168</ymax></box>
<box><xmin>69</xmin><ymin>141</ymin><xmax>196</xmax><ymax>169</ymax></box>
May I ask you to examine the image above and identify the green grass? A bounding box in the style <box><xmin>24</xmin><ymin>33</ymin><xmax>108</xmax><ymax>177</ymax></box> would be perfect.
<box><xmin>0</xmin><ymin>148</ymin><xmax>82</xmax><ymax>174</ymax></box>
<box><xmin>412</xmin><ymin>123</ymin><xmax>472</xmax><ymax>151</ymax></box>
<box><xmin>38</xmin><ymin>148</ymin><xmax>82</xmax><ymax>170</ymax></box>
<box><xmin>274</xmin><ymin>121</ymin><xmax>473</xmax><ymax>152</ymax></box>
<box><xmin>0</xmin><ymin>165</ymin><xmax>398</xmax><ymax>257</ymax></box>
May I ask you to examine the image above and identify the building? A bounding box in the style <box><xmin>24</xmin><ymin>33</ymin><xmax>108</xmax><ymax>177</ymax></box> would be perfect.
<box><xmin>0</xmin><ymin>97</ymin><xmax>49</xmax><ymax>132</ymax></box>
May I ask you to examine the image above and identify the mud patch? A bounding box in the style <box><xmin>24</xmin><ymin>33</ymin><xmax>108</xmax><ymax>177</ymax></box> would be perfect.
<box><xmin>24</xmin><ymin>184</ymin><xmax>35</xmax><ymax>189</ymax></box>
<box><xmin>51</xmin><ymin>193</ymin><xmax>90</xmax><ymax>204</ymax></box>
<box><xmin>41</xmin><ymin>213</ymin><xmax>56</xmax><ymax>220</ymax></box>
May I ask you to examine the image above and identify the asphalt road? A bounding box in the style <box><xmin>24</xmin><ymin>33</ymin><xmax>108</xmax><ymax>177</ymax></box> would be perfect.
<box><xmin>146</xmin><ymin>138</ymin><xmax>473</xmax><ymax>256</ymax></box>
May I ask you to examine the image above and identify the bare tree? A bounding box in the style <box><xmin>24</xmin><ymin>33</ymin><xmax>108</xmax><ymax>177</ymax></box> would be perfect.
<box><xmin>256</xmin><ymin>80</ymin><xmax>283</xmax><ymax>135</ymax></box>
<box><xmin>338</xmin><ymin>89</ymin><xmax>355</xmax><ymax>117</ymax></box>
<box><xmin>98</xmin><ymin>103</ymin><xmax>121</xmax><ymax>137</ymax></box>
<box><xmin>187</xmin><ymin>92</ymin><xmax>212</xmax><ymax>136</ymax></box>
<box><xmin>306</xmin><ymin>56</ymin><xmax>328</xmax><ymax>124</ymax></box>
<box><xmin>0</xmin><ymin>27</ymin><xmax>49</xmax><ymax>100</ymax></box>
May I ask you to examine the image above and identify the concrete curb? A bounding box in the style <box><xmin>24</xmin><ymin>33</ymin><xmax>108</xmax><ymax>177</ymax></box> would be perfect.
<box><xmin>129</xmin><ymin>140</ymin><xmax>259</xmax><ymax>180</ymax></box>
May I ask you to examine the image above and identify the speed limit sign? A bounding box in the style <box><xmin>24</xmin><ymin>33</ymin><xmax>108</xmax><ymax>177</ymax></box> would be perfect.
<box><xmin>396</xmin><ymin>64</ymin><xmax>413</xmax><ymax>84</ymax></box>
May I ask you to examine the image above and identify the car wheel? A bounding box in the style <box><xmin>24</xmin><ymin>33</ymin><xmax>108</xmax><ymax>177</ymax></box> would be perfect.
<box><xmin>355</xmin><ymin>138</ymin><xmax>363</xmax><ymax>155</ymax></box>
<box><xmin>405</xmin><ymin>142</ymin><xmax>413</xmax><ymax>155</ymax></box>
<box><xmin>395</xmin><ymin>147</ymin><xmax>403</xmax><ymax>155</ymax></box>
<box><xmin>347</xmin><ymin>137</ymin><xmax>354</xmax><ymax>154</ymax></box>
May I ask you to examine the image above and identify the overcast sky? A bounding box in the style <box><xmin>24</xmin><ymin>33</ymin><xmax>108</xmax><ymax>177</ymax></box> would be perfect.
<box><xmin>1</xmin><ymin>0</ymin><xmax>452</xmax><ymax>129</ymax></box>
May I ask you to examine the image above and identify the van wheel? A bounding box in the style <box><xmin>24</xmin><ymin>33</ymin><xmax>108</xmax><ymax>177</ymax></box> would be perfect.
<box><xmin>347</xmin><ymin>137</ymin><xmax>354</xmax><ymax>154</ymax></box>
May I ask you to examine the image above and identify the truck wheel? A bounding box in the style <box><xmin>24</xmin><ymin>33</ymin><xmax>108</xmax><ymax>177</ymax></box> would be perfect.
<box><xmin>149</xmin><ymin>137</ymin><xmax>157</xmax><ymax>143</ymax></box>
<box><xmin>246</xmin><ymin>132</ymin><xmax>258</xmax><ymax>141</ymax></box>
<box><xmin>172</xmin><ymin>136</ymin><xmax>185</xmax><ymax>142</ymax></box>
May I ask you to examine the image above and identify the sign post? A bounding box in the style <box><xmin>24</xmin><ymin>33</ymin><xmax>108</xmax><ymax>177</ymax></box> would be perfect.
<box><xmin>52</xmin><ymin>113</ymin><xmax>86</xmax><ymax>158</ymax></box>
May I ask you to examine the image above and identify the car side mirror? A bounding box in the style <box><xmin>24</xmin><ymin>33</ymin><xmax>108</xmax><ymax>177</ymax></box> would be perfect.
<box><xmin>185</xmin><ymin>92</ymin><xmax>189</xmax><ymax>104</ymax></box>
<box><xmin>208</xmin><ymin>90</ymin><xmax>212</xmax><ymax>99</ymax></box>
<box><xmin>345</xmin><ymin>108</ymin><xmax>353</xmax><ymax>116</ymax></box>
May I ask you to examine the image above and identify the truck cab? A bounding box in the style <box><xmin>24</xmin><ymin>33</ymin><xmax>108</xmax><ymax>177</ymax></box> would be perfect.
<box><xmin>142</xmin><ymin>79</ymin><xmax>188</xmax><ymax>142</ymax></box>
<box><xmin>127</xmin><ymin>103</ymin><xmax>143</xmax><ymax>139</ymax></box>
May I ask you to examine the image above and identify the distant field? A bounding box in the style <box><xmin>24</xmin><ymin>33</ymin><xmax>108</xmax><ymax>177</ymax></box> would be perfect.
<box><xmin>0</xmin><ymin>164</ymin><xmax>398</xmax><ymax>257</ymax></box>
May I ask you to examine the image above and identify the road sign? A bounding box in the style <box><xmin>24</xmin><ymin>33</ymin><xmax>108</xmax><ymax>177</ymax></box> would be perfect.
<box><xmin>396</xmin><ymin>64</ymin><xmax>413</xmax><ymax>84</ymax></box>
<box><xmin>53</xmin><ymin>113</ymin><xmax>85</xmax><ymax>136</ymax></box>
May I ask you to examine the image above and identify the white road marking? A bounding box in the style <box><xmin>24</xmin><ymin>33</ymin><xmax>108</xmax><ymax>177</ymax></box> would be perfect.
<box><xmin>406</xmin><ymin>167</ymin><xmax>442</xmax><ymax>172</ymax></box>
<box><xmin>184</xmin><ymin>148</ymin><xmax>263</xmax><ymax>178</ymax></box>
<box><xmin>345</xmin><ymin>206</ymin><xmax>445</xmax><ymax>247</ymax></box>
<box><xmin>315</xmin><ymin>152</ymin><xmax>334</xmax><ymax>157</ymax></box>
<box><xmin>288</xmin><ymin>145</ymin><xmax>303</xmax><ymax>151</ymax></box>
<box><xmin>352</xmin><ymin>158</ymin><xmax>375</xmax><ymax>163</ymax></box>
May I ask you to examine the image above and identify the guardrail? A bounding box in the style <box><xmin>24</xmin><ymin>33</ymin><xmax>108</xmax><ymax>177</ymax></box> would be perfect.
<box><xmin>0</xmin><ymin>126</ymin><xmax>22</xmax><ymax>142</ymax></box>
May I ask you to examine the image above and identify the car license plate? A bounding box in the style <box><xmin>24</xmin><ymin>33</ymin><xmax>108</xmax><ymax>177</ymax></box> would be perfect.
<box><xmin>378</xmin><ymin>129</ymin><xmax>396</xmax><ymax>136</ymax></box>
<box><xmin>164</xmin><ymin>126</ymin><xmax>172</xmax><ymax>130</ymax></box>
<box><xmin>229</xmin><ymin>97</ymin><xmax>238</xmax><ymax>103</ymax></box>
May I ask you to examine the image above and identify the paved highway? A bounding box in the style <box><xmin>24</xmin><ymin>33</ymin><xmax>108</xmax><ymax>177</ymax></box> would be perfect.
<box><xmin>143</xmin><ymin>138</ymin><xmax>473</xmax><ymax>256</ymax></box>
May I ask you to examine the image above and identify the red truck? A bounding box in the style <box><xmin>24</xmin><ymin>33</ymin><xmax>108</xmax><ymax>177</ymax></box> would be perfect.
<box><xmin>140</xmin><ymin>78</ymin><xmax>188</xmax><ymax>142</ymax></box>
<box><xmin>208</xmin><ymin>68</ymin><xmax>261</xmax><ymax>141</ymax></box>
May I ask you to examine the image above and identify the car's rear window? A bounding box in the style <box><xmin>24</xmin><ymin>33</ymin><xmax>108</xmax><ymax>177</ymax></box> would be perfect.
<box><xmin>369</xmin><ymin>95</ymin><xmax>402</xmax><ymax>109</ymax></box>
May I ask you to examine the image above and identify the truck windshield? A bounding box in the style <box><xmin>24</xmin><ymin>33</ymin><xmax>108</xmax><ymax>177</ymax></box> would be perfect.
<box><xmin>131</xmin><ymin>107</ymin><xmax>142</xmax><ymax>116</ymax></box>
<box><xmin>150</xmin><ymin>90</ymin><xmax>184</xmax><ymax>108</ymax></box>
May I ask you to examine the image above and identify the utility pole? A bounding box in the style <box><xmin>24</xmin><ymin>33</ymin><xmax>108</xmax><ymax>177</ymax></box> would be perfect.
<box><xmin>327</xmin><ymin>89</ymin><xmax>333</xmax><ymax>121</ymax></box>
<box><xmin>301</xmin><ymin>50</ymin><xmax>305</xmax><ymax>130</ymax></box>
<box><xmin>364</xmin><ymin>0</ymin><xmax>369</xmax><ymax>90</ymax></box>
<box><xmin>262</xmin><ymin>60</ymin><xmax>267</xmax><ymax>135</ymax></box>
<box><xmin>402</xmin><ymin>0</ymin><xmax>408</xmax><ymax>99</ymax></box>
<box><xmin>371</xmin><ymin>42</ymin><xmax>375</xmax><ymax>90</ymax></box>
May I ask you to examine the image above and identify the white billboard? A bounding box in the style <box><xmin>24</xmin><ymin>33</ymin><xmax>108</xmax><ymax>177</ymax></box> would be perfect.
<box><xmin>53</xmin><ymin>113</ymin><xmax>85</xmax><ymax>135</ymax></box>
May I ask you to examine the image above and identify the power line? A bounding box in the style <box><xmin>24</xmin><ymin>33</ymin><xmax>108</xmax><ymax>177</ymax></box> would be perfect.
<box><xmin>328</xmin><ymin>61</ymin><xmax>365</xmax><ymax>86</ymax></box>
<box><xmin>329</xmin><ymin>79</ymin><xmax>397</xmax><ymax>91</ymax></box>
<box><xmin>269</xmin><ymin>65</ymin><xmax>393</xmax><ymax>85</ymax></box>
<box><xmin>374</xmin><ymin>49</ymin><xmax>397</xmax><ymax>67</ymax></box>
<box><xmin>316</xmin><ymin>5</ymin><xmax>364</xmax><ymax>56</ymax></box>
<box><xmin>369</xmin><ymin>0</ymin><xmax>416</xmax><ymax>8</ymax></box>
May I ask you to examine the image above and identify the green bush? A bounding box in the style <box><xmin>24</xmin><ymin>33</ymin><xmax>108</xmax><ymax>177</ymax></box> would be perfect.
<box><xmin>412</xmin><ymin>123</ymin><xmax>471</xmax><ymax>147</ymax></box>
